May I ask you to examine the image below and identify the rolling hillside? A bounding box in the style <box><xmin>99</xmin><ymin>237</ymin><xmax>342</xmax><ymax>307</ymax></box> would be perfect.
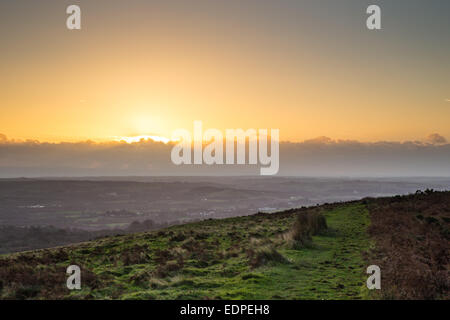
<box><xmin>0</xmin><ymin>191</ymin><xmax>448</xmax><ymax>300</ymax></box>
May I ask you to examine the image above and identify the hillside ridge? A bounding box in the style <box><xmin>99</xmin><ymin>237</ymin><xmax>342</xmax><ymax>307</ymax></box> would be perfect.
<box><xmin>1</xmin><ymin>191</ymin><xmax>448</xmax><ymax>300</ymax></box>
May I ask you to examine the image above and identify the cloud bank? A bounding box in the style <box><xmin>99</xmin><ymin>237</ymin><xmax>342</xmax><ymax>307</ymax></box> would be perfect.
<box><xmin>0</xmin><ymin>134</ymin><xmax>449</xmax><ymax>177</ymax></box>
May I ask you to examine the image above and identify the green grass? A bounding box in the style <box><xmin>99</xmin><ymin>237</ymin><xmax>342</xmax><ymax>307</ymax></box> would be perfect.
<box><xmin>0</xmin><ymin>202</ymin><xmax>372</xmax><ymax>300</ymax></box>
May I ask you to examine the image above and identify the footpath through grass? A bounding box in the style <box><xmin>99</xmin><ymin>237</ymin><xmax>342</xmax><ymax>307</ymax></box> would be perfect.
<box><xmin>263</xmin><ymin>204</ymin><xmax>371</xmax><ymax>299</ymax></box>
<box><xmin>185</xmin><ymin>203</ymin><xmax>371</xmax><ymax>300</ymax></box>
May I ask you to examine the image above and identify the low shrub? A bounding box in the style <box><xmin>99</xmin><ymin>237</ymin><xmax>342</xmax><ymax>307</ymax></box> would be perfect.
<box><xmin>246</xmin><ymin>246</ymin><xmax>289</xmax><ymax>268</ymax></box>
<box><xmin>284</xmin><ymin>211</ymin><xmax>327</xmax><ymax>249</ymax></box>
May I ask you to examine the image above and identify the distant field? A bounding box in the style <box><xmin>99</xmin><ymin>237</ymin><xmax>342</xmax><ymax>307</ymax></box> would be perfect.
<box><xmin>0</xmin><ymin>191</ymin><xmax>448</xmax><ymax>300</ymax></box>
<box><xmin>1</xmin><ymin>177</ymin><xmax>448</xmax><ymax>231</ymax></box>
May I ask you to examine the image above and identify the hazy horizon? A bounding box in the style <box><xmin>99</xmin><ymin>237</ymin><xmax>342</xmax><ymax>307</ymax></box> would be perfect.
<box><xmin>1</xmin><ymin>134</ymin><xmax>450</xmax><ymax>178</ymax></box>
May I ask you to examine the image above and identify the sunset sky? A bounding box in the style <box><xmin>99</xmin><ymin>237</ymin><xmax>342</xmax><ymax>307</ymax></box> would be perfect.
<box><xmin>1</xmin><ymin>0</ymin><xmax>449</xmax><ymax>143</ymax></box>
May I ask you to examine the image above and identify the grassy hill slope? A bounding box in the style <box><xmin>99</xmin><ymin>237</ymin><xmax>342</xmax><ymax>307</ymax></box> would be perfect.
<box><xmin>0</xmin><ymin>191</ymin><xmax>448</xmax><ymax>300</ymax></box>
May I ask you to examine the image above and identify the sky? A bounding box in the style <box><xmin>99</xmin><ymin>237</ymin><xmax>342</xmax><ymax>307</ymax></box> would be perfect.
<box><xmin>0</xmin><ymin>1</ymin><xmax>450</xmax><ymax>178</ymax></box>
<box><xmin>1</xmin><ymin>0</ymin><xmax>449</xmax><ymax>143</ymax></box>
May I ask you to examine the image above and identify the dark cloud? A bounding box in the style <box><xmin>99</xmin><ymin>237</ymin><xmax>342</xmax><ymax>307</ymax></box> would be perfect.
<box><xmin>303</xmin><ymin>136</ymin><xmax>334</xmax><ymax>144</ymax></box>
<box><xmin>426</xmin><ymin>133</ymin><xmax>447</xmax><ymax>145</ymax></box>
